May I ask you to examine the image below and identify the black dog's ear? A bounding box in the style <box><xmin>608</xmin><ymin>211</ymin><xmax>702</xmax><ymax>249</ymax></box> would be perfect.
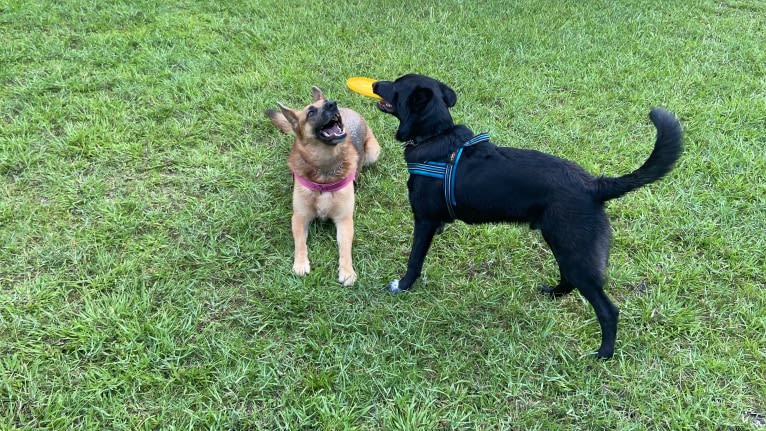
<box><xmin>408</xmin><ymin>87</ymin><xmax>433</xmax><ymax>112</ymax></box>
<box><xmin>439</xmin><ymin>82</ymin><xmax>457</xmax><ymax>108</ymax></box>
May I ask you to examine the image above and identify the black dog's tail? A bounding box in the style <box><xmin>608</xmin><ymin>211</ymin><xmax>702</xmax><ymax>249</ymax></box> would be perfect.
<box><xmin>595</xmin><ymin>108</ymin><xmax>683</xmax><ymax>202</ymax></box>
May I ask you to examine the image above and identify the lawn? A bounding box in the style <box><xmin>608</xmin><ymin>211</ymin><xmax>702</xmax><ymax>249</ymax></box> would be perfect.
<box><xmin>1</xmin><ymin>0</ymin><xmax>765</xmax><ymax>429</ymax></box>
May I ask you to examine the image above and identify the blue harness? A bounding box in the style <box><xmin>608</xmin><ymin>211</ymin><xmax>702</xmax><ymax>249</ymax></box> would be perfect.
<box><xmin>406</xmin><ymin>133</ymin><xmax>490</xmax><ymax>220</ymax></box>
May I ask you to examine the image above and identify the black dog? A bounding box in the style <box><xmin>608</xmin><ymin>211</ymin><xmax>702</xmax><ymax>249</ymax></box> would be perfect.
<box><xmin>373</xmin><ymin>74</ymin><xmax>682</xmax><ymax>359</ymax></box>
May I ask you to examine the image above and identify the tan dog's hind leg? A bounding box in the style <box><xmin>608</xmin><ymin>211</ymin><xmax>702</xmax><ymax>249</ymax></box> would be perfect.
<box><xmin>363</xmin><ymin>130</ymin><xmax>381</xmax><ymax>166</ymax></box>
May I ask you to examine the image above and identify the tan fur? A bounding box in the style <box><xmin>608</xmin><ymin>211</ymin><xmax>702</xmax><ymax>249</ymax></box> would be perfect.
<box><xmin>266</xmin><ymin>87</ymin><xmax>380</xmax><ymax>286</ymax></box>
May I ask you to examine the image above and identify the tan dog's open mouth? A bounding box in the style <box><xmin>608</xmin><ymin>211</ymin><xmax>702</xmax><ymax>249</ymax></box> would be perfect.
<box><xmin>319</xmin><ymin>112</ymin><xmax>346</xmax><ymax>141</ymax></box>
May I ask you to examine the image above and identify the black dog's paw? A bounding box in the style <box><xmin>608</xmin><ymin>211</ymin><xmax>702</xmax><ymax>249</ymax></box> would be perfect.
<box><xmin>595</xmin><ymin>349</ymin><xmax>614</xmax><ymax>360</ymax></box>
<box><xmin>538</xmin><ymin>285</ymin><xmax>556</xmax><ymax>297</ymax></box>
<box><xmin>539</xmin><ymin>284</ymin><xmax>572</xmax><ymax>298</ymax></box>
<box><xmin>435</xmin><ymin>222</ymin><xmax>446</xmax><ymax>235</ymax></box>
<box><xmin>540</xmin><ymin>284</ymin><xmax>574</xmax><ymax>298</ymax></box>
<box><xmin>387</xmin><ymin>279</ymin><xmax>405</xmax><ymax>294</ymax></box>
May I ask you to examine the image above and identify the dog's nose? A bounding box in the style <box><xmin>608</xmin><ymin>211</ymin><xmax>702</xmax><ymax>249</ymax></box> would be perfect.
<box><xmin>324</xmin><ymin>100</ymin><xmax>337</xmax><ymax>111</ymax></box>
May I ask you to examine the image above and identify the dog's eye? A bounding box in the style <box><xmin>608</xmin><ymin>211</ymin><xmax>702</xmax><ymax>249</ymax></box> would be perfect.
<box><xmin>307</xmin><ymin>108</ymin><xmax>316</xmax><ymax>118</ymax></box>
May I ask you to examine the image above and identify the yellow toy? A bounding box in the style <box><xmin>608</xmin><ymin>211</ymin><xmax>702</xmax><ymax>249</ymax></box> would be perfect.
<box><xmin>346</xmin><ymin>77</ymin><xmax>381</xmax><ymax>100</ymax></box>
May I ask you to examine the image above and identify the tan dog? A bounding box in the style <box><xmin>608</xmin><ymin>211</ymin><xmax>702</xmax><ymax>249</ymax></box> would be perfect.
<box><xmin>266</xmin><ymin>87</ymin><xmax>380</xmax><ymax>286</ymax></box>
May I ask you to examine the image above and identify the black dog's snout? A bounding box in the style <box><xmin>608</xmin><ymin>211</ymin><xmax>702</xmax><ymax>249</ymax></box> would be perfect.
<box><xmin>324</xmin><ymin>100</ymin><xmax>337</xmax><ymax>111</ymax></box>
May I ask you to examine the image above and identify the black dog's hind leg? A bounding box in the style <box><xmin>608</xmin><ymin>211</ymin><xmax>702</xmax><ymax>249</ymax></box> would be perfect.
<box><xmin>566</xmin><ymin>268</ymin><xmax>618</xmax><ymax>359</ymax></box>
<box><xmin>541</xmin><ymin>207</ymin><xmax>619</xmax><ymax>359</ymax></box>
<box><xmin>388</xmin><ymin>218</ymin><xmax>441</xmax><ymax>294</ymax></box>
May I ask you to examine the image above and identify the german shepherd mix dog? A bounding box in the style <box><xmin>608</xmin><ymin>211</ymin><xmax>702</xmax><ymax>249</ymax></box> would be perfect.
<box><xmin>373</xmin><ymin>74</ymin><xmax>682</xmax><ymax>358</ymax></box>
<box><xmin>266</xmin><ymin>87</ymin><xmax>380</xmax><ymax>286</ymax></box>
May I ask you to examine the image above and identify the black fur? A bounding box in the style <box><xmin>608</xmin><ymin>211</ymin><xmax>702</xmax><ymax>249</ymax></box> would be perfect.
<box><xmin>373</xmin><ymin>74</ymin><xmax>682</xmax><ymax>359</ymax></box>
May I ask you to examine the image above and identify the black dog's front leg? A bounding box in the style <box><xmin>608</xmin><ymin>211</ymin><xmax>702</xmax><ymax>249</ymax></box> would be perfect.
<box><xmin>388</xmin><ymin>218</ymin><xmax>441</xmax><ymax>294</ymax></box>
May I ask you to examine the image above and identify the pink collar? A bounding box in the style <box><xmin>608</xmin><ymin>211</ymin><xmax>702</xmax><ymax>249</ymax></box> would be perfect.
<box><xmin>293</xmin><ymin>171</ymin><xmax>356</xmax><ymax>193</ymax></box>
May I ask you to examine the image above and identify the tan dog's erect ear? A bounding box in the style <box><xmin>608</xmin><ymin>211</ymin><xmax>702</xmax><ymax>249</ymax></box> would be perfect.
<box><xmin>277</xmin><ymin>103</ymin><xmax>300</xmax><ymax>129</ymax></box>
<box><xmin>265</xmin><ymin>102</ymin><xmax>300</xmax><ymax>135</ymax></box>
<box><xmin>311</xmin><ymin>86</ymin><xmax>325</xmax><ymax>103</ymax></box>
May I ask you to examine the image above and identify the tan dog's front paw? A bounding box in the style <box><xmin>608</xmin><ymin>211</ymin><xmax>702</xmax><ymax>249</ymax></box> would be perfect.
<box><xmin>293</xmin><ymin>259</ymin><xmax>311</xmax><ymax>276</ymax></box>
<box><xmin>338</xmin><ymin>267</ymin><xmax>357</xmax><ymax>286</ymax></box>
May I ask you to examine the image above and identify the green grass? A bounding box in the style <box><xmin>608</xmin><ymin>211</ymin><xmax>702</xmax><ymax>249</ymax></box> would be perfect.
<box><xmin>1</xmin><ymin>0</ymin><xmax>765</xmax><ymax>429</ymax></box>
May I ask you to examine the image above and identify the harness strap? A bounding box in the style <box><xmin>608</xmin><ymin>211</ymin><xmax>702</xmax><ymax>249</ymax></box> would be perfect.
<box><xmin>406</xmin><ymin>133</ymin><xmax>490</xmax><ymax>220</ymax></box>
<box><xmin>406</xmin><ymin>162</ymin><xmax>446</xmax><ymax>179</ymax></box>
